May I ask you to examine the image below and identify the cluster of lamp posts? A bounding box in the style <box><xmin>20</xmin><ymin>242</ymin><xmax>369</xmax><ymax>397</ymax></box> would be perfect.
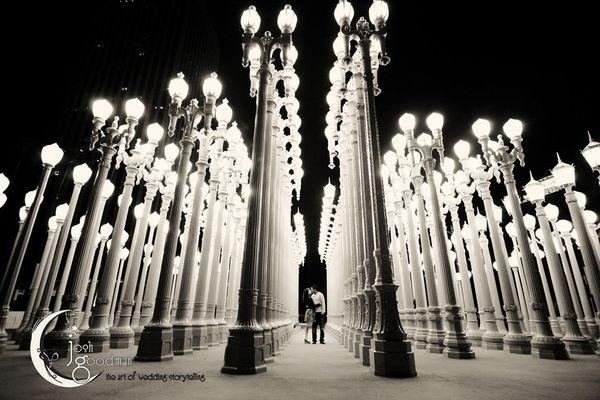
<box><xmin>0</xmin><ymin>3</ymin><xmax>305</xmax><ymax>373</ymax></box>
<box><xmin>318</xmin><ymin>0</ymin><xmax>600</xmax><ymax>378</ymax></box>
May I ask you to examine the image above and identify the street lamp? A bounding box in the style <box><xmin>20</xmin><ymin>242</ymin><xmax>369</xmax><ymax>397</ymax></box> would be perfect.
<box><xmin>471</xmin><ymin>117</ymin><xmax>568</xmax><ymax>359</ymax></box>
<box><xmin>581</xmin><ymin>132</ymin><xmax>600</xmax><ymax>183</ymax></box>
<box><xmin>0</xmin><ymin>142</ymin><xmax>64</xmax><ymax>353</ymax></box>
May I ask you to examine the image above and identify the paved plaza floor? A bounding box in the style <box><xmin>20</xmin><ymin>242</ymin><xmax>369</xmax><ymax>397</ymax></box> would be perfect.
<box><xmin>0</xmin><ymin>328</ymin><xmax>598</xmax><ymax>400</ymax></box>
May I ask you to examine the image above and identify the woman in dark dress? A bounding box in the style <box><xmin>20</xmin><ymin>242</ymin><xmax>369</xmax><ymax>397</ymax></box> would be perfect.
<box><xmin>302</xmin><ymin>287</ymin><xmax>315</xmax><ymax>343</ymax></box>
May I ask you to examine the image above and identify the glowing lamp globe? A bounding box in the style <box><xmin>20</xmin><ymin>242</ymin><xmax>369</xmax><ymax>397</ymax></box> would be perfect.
<box><xmin>149</xmin><ymin>212</ymin><xmax>160</xmax><ymax>228</ymax></box>
<box><xmin>100</xmin><ymin>223</ymin><xmax>113</xmax><ymax>239</ymax></box>
<box><xmin>0</xmin><ymin>174</ymin><xmax>9</xmax><ymax>193</ymax></box>
<box><xmin>289</xmin><ymin>73</ymin><xmax>300</xmax><ymax>92</ymax></box>
<box><xmin>25</xmin><ymin>190</ymin><xmax>37</xmax><ymax>208</ymax></box>
<box><xmin>248</xmin><ymin>44</ymin><xmax>262</xmax><ymax>62</ymax></box>
<box><xmin>168</xmin><ymin>72</ymin><xmax>189</xmax><ymax>102</ymax></box>
<box><xmin>202</xmin><ymin>72</ymin><xmax>223</xmax><ymax>99</ymax></box>
<box><xmin>523</xmin><ymin>214</ymin><xmax>537</xmax><ymax>231</ymax></box>
<box><xmin>475</xmin><ymin>214</ymin><xmax>487</xmax><ymax>231</ymax></box>
<box><xmin>120</xmin><ymin>248</ymin><xmax>130</xmax><ymax>261</ymax></box>
<box><xmin>323</xmin><ymin>182</ymin><xmax>336</xmax><ymax>199</ymax></box>
<box><xmin>502</xmin><ymin>118</ymin><xmax>523</xmax><ymax>140</ymax></box>
<box><xmin>216</xmin><ymin>98</ymin><xmax>233</xmax><ymax>124</ymax></box>
<box><xmin>48</xmin><ymin>216</ymin><xmax>58</xmax><ymax>231</ymax></box>
<box><xmin>72</xmin><ymin>163</ymin><xmax>92</xmax><ymax>185</ymax></box>
<box><xmin>369</xmin><ymin>0</ymin><xmax>389</xmax><ymax>26</ymax></box>
<box><xmin>433</xmin><ymin>171</ymin><xmax>443</xmax><ymax>187</ymax></box>
<box><xmin>146</xmin><ymin>123</ymin><xmax>164</xmax><ymax>143</ymax></box>
<box><xmin>334</xmin><ymin>0</ymin><xmax>354</xmax><ymax>26</ymax></box>
<box><xmin>417</xmin><ymin>133</ymin><xmax>433</xmax><ymax>147</ymax></box>
<box><xmin>332</xmin><ymin>33</ymin><xmax>346</xmax><ymax>56</ymax></box>
<box><xmin>101</xmin><ymin>181</ymin><xmax>115</xmax><ymax>199</ymax></box>
<box><xmin>383</xmin><ymin>151</ymin><xmax>397</xmax><ymax>167</ymax></box>
<box><xmin>329</xmin><ymin>65</ymin><xmax>343</xmax><ymax>86</ymax></box>
<box><xmin>453</xmin><ymin>140</ymin><xmax>471</xmax><ymax>160</ymax></box>
<box><xmin>441</xmin><ymin>157</ymin><xmax>456</xmax><ymax>175</ymax></box>
<box><xmin>535</xmin><ymin>228</ymin><xmax>543</xmax><ymax>241</ymax></box>
<box><xmin>286</xmin><ymin>44</ymin><xmax>298</xmax><ymax>65</ymax></box>
<box><xmin>544</xmin><ymin>203</ymin><xmax>559</xmax><ymax>221</ymax></box>
<box><xmin>92</xmin><ymin>99</ymin><xmax>113</xmax><ymax>120</ymax></box>
<box><xmin>227</xmin><ymin>122</ymin><xmax>242</xmax><ymax>143</ymax></box>
<box><xmin>524</xmin><ymin>174</ymin><xmax>545</xmax><ymax>202</ymax></box>
<box><xmin>492</xmin><ymin>205</ymin><xmax>503</xmax><ymax>222</ymax></box>
<box><xmin>551</xmin><ymin>154</ymin><xmax>575</xmax><ymax>187</ymax></box>
<box><xmin>574</xmin><ymin>191</ymin><xmax>586</xmax><ymax>208</ymax></box>
<box><xmin>391</xmin><ymin>133</ymin><xmax>406</xmax><ymax>153</ymax></box>
<box><xmin>41</xmin><ymin>143</ymin><xmax>64</xmax><ymax>167</ymax></box>
<box><xmin>134</xmin><ymin>204</ymin><xmax>144</xmax><ymax>220</ymax></box>
<box><xmin>277</xmin><ymin>5</ymin><xmax>297</xmax><ymax>33</ymax></box>
<box><xmin>556</xmin><ymin>219</ymin><xmax>573</xmax><ymax>233</ymax></box>
<box><xmin>582</xmin><ymin>135</ymin><xmax>600</xmax><ymax>169</ymax></box>
<box><xmin>19</xmin><ymin>206</ymin><xmax>27</xmax><ymax>222</ymax></box>
<box><xmin>125</xmin><ymin>98</ymin><xmax>145</xmax><ymax>120</ymax></box>
<box><xmin>121</xmin><ymin>231</ymin><xmax>129</xmax><ymax>247</ymax></box>
<box><xmin>164</xmin><ymin>143</ymin><xmax>180</xmax><ymax>163</ymax></box>
<box><xmin>584</xmin><ymin>210</ymin><xmax>597</xmax><ymax>224</ymax></box>
<box><xmin>472</xmin><ymin>118</ymin><xmax>491</xmax><ymax>139</ymax></box>
<box><xmin>241</xmin><ymin>5</ymin><xmax>261</xmax><ymax>33</ymax></box>
<box><xmin>398</xmin><ymin>113</ymin><xmax>416</xmax><ymax>132</ymax></box>
<box><xmin>380</xmin><ymin>164</ymin><xmax>390</xmax><ymax>180</ymax></box>
<box><xmin>55</xmin><ymin>203</ymin><xmax>69</xmax><ymax>221</ymax></box>
<box><xmin>505</xmin><ymin>222</ymin><xmax>516</xmax><ymax>237</ymax></box>
<box><xmin>426</xmin><ymin>112</ymin><xmax>444</xmax><ymax>131</ymax></box>
<box><xmin>71</xmin><ymin>225</ymin><xmax>82</xmax><ymax>240</ymax></box>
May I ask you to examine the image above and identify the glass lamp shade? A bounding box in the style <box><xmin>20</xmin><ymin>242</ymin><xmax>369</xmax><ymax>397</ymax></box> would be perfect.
<box><xmin>329</xmin><ymin>65</ymin><xmax>343</xmax><ymax>86</ymax></box>
<box><xmin>582</xmin><ymin>137</ymin><xmax>600</xmax><ymax>168</ymax></box>
<box><xmin>391</xmin><ymin>133</ymin><xmax>407</xmax><ymax>153</ymax></box>
<box><xmin>556</xmin><ymin>219</ymin><xmax>573</xmax><ymax>233</ymax></box>
<box><xmin>72</xmin><ymin>163</ymin><xmax>92</xmax><ymax>185</ymax></box>
<box><xmin>453</xmin><ymin>170</ymin><xmax>469</xmax><ymax>186</ymax></box>
<box><xmin>55</xmin><ymin>203</ymin><xmax>69</xmax><ymax>221</ymax></box>
<box><xmin>383</xmin><ymin>150</ymin><xmax>397</xmax><ymax>167</ymax></box>
<box><xmin>584</xmin><ymin>209</ymin><xmax>597</xmax><ymax>224</ymax></box>
<box><xmin>168</xmin><ymin>72</ymin><xmax>189</xmax><ymax>101</ymax></box>
<box><xmin>574</xmin><ymin>191</ymin><xmax>586</xmax><ymax>208</ymax></box>
<box><xmin>523</xmin><ymin>213</ymin><xmax>537</xmax><ymax>231</ymax></box>
<box><xmin>334</xmin><ymin>0</ymin><xmax>354</xmax><ymax>26</ymax></box>
<box><xmin>505</xmin><ymin>222</ymin><xmax>516</xmax><ymax>237</ymax></box>
<box><xmin>70</xmin><ymin>225</ymin><xmax>82</xmax><ymax>240</ymax></box>
<box><xmin>0</xmin><ymin>173</ymin><xmax>9</xmax><ymax>193</ymax></box>
<box><xmin>524</xmin><ymin>174</ymin><xmax>545</xmax><ymax>202</ymax></box>
<box><xmin>241</xmin><ymin>5</ymin><xmax>261</xmax><ymax>33</ymax></box>
<box><xmin>149</xmin><ymin>212</ymin><xmax>160</xmax><ymax>228</ymax></box>
<box><xmin>417</xmin><ymin>133</ymin><xmax>433</xmax><ymax>147</ymax></box>
<box><xmin>164</xmin><ymin>143</ymin><xmax>180</xmax><ymax>162</ymax></box>
<box><xmin>216</xmin><ymin>99</ymin><xmax>233</xmax><ymax>124</ymax></box>
<box><xmin>453</xmin><ymin>140</ymin><xmax>471</xmax><ymax>160</ymax></box>
<box><xmin>369</xmin><ymin>0</ymin><xmax>389</xmax><ymax>26</ymax></box>
<box><xmin>398</xmin><ymin>163</ymin><xmax>412</xmax><ymax>180</ymax></box>
<box><xmin>92</xmin><ymin>99</ymin><xmax>114</xmax><ymax>120</ymax></box>
<box><xmin>323</xmin><ymin>182</ymin><xmax>336</xmax><ymax>199</ymax></box>
<box><xmin>475</xmin><ymin>214</ymin><xmax>487</xmax><ymax>231</ymax></box>
<box><xmin>100</xmin><ymin>223</ymin><xmax>113</xmax><ymax>239</ymax></box>
<box><xmin>441</xmin><ymin>157</ymin><xmax>456</xmax><ymax>175</ymax></box>
<box><xmin>125</xmin><ymin>98</ymin><xmax>145</xmax><ymax>120</ymax></box>
<box><xmin>19</xmin><ymin>206</ymin><xmax>27</xmax><ymax>222</ymax></box>
<box><xmin>333</xmin><ymin>33</ymin><xmax>346</xmax><ymax>57</ymax></box>
<box><xmin>101</xmin><ymin>181</ymin><xmax>115</xmax><ymax>199</ymax></box>
<box><xmin>440</xmin><ymin>181</ymin><xmax>453</xmax><ymax>196</ymax></box>
<box><xmin>79</xmin><ymin>215</ymin><xmax>86</xmax><ymax>225</ymax></box>
<box><xmin>426</xmin><ymin>112</ymin><xmax>444</xmax><ymax>131</ymax></box>
<box><xmin>152</xmin><ymin>158</ymin><xmax>169</xmax><ymax>175</ymax></box>
<box><xmin>551</xmin><ymin>155</ymin><xmax>576</xmax><ymax>187</ymax></box>
<box><xmin>398</xmin><ymin>113</ymin><xmax>416</xmax><ymax>132</ymax></box>
<box><xmin>146</xmin><ymin>123</ymin><xmax>164</xmax><ymax>143</ymax></box>
<box><xmin>48</xmin><ymin>216</ymin><xmax>58</xmax><ymax>231</ymax></box>
<box><xmin>202</xmin><ymin>72</ymin><xmax>222</xmax><ymax>99</ymax></box>
<box><xmin>25</xmin><ymin>190</ymin><xmax>37</xmax><ymax>208</ymax></box>
<box><xmin>472</xmin><ymin>118</ymin><xmax>491</xmax><ymax>139</ymax></box>
<box><xmin>432</xmin><ymin>171</ymin><xmax>443</xmax><ymax>187</ymax></box>
<box><xmin>121</xmin><ymin>231</ymin><xmax>129</xmax><ymax>247</ymax></box>
<box><xmin>326</xmin><ymin>91</ymin><xmax>339</xmax><ymax>108</ymax></box>
<box><xmin>286</xmin><ymin>44</ymin><xmax>299</xmax><ymax>65</ymax></box>
<box><xmin>502</xmin><ymin>118</ymin><xmax>523</xmax><ymax>139</ymax></box>
<box><xmin>277</xmin><ymin>5</ymin><xmax>297</xmax><ymax>33</ymax></box>
<box><xmin>460</xmin><ymin>225</ymin><xmax>471</xmax><ymax>241</ymax></box>
<box><xmin>120</xmin><ymin>247</ymin><xmax>130</xmax><ymax>261</ymax></box>
<box><xmin>535</xmin><ymin>228</ymin><xmax>544</xmax><ymax>241</ymax></box>
<box><xmin>289</xmin><ymin>73</ymin><xmax>300</xmax><ymax>92</ymax></box>
<box><xmin>0</xmin><ymin>194</ymin><xmax>6</xmax><ymax>208</ymax></box>
<box><xmin>41</xmin><ymin>143</ymin><xmax>64</xmax><ymax>167</ymax></box>
<box><xmin>544</xmin><ymin>203</ymin><xmax>559</xmax><ymax>221</ymax></box>
<box><xmin>380</xmin><ymin>164</ymin><xmax>390</xmax><ymax>180</ymax></box>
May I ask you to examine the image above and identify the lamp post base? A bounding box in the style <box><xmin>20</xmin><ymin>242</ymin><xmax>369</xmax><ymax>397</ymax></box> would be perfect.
<box><xmin>414</xmin><ymin>308</ymin><xmax>429</xmax><ymax>349</ymax></box>
<box><xmin>109</xmin><ymin>326</ymin><xmax>135</xmax><ymax>349</ymax></box>
<box><xmin>221</xmin><ymin>327</ymin><xmax>267</xmax><ymax>375</ymax></box>
<box><xmin>550</xmin><ymin>317</ymin><xmax>564</xmax><ymax>337</ymax></box>
<box><xmin>191</xmin><ymin>323</ymin><xmax>209</xmax><ymax>350</ymax></box>
<box><xmin>369</xmin><ymin>335</ymin><xmax>417</xmax><ymax>378</ymax></box>
<box><xmin>218</xmin><ymin>322</ymin><xmax>228</xmax><ymax>344</ymax></box>
<box><xmin>563</xmin><ymin>337</ymin><xmax>596</xmax><ymax>355</ymax></box>
<box><xmin>173</xmin><ymin>324</ymin><xmax>193</xmax><ymax>355</ymax></box>
<box><xmin>134</xmin><ymin>324</ymin><xmax>174</xmax><ymax>362</ymax></box>
<box><xmin>482</xmin><ymin>332</ymin><xmax>505</xmax><ymax>351</ymax></box>
<box><xmin>531</xmin><ymin>337</ymin><xmax>569</xmax><ymax>360</ymax></box>
<box><xmin>465</xmin><ymin>329</ymin><xmax>483</xmax><ymax>347</ymax></box>
<box><xmin>426</xmin><ymin>307</ymin><xmax>446</xmax><ymax>354</ymax></box>
<box><xmin>360</xmin><ymin>331</ymin><xmax>372</xmax><ymax>366</ymax></box>
<box><xmin>354</xmin><ymin>331</ymin><xmax>363</xmax><ymax>358</ymax></box>
<box><xmin>206</xmin><ymin>323</ymin><xmax>220</xmax><ymax>346</ymax></box>
<box><xmin>503</xmin><ymin>334</ymin><xmax>532</xmax><ymax>354</ymax></box>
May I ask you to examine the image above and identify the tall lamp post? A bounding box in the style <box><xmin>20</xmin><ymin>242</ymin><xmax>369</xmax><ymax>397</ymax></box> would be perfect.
<box><xmin>335</xmin><ymin>0</ymin><xmax>416</xmax><ymax>377</ymax></box>
<box><xmin>472</xmin><ymin>118</ymin><xmax>568</xmax><ymax>359</ymax></box>
<box><xmin>221</xmin><ymin>4</ymin><xmax>297</xmax><ymax>375</ymax></box>
<box><xmin>0</xmin><ymin>143</ymin><xmax>64</xmax><ymax>352</ymax></box>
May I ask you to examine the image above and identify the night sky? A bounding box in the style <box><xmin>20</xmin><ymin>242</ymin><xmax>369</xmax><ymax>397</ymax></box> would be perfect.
<box><xmin>2</xmin><ymin>0</ymin><xmax>599</xmax><ymax>307</ymax></box>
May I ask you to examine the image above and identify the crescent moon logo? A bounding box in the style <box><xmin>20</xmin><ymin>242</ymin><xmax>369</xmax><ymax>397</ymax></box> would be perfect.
<box><xmin>30</xmin><ymin>310</ymin><xmax>101</xmax><ymax>388</ymax></box>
